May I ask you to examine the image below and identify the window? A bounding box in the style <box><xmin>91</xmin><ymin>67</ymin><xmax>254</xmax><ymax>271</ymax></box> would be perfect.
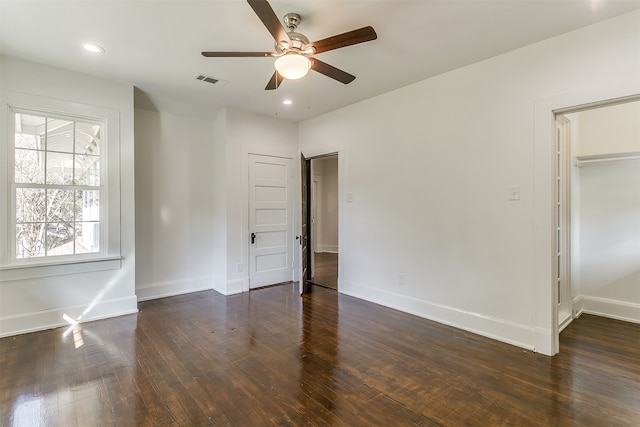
<box><xmin>11</xmin><ymin>108</ymin><xmax>105</xmax><ymax>261</ymax></box>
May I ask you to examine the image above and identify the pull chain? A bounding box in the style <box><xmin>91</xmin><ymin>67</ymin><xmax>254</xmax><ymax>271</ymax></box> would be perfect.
<box><xmin>274</xmin><ymin>71</ymin><xmax>279</xmax><ymax>116</ymax></box>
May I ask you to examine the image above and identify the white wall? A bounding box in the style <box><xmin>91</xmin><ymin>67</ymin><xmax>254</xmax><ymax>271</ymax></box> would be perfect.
<box><xmin>212</xmin><ymin>108</ymin><xmax>298</xmax><ymax>295</ymax></box>
<box><xmin>134</xmin><ymin>108</ymin><xmax>216</xmax><ymax>300</ymax></box>
<box><xmin>576</xmin><ymin>102</ymin><xmax>640</xmax><ymax>156</ymax></box>
<box><xmin>212</xmin><ymin>109</ymin><xmax>228</xmax><ymax>293</ymax></box>
<box><xmin>134</xmin><ymin>106</ymin><xmax>297</xmax><ymax>298</ymax></box>
<box><xmin>570</xmin><ymin>102</ymin><xmax>640</xmax><ymax>322</ymax></box>
<box><xmin>0</xmin><ymin>56</ymin><xmax>137</xmax><ymax>337</ymax></box>
<box><xmin>313</xmin><ymin>156</ymin><xmax>338</xmax><ymax>253</ymax></box>
<box><xmin>299</xmin><ymin>11</ymin><xmax>640</xmax><ymax>354</ymax></box>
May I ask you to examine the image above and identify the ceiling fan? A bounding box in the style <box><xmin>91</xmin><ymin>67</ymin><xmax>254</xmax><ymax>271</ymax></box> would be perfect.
<box><xmin>202</xmin><ymin>0</ymin><xmax>377</xmax><ymax>90</ymax></box>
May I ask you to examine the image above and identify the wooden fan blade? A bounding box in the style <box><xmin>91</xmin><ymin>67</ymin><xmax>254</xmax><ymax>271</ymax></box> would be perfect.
<box><xmin>310</xmin><ymin>59</ymin><xmax>355</xmax><ymax>84</ymax></box>
<box><xmin>311</xmin><ymin>26</ymin><xmax>377</xmax><ymax>55</ymax></box>
<box><xmin>202</xmin><ymin>52</ymin><xmax>276</xmax><ymax>57</ymax></box>
<box><xmin>247</xmin><ymin>0</ymin><xmax>291</xmax><ymax>45</ymax></box>
<box><xmin>265</xmin><ymin>71</ymin><xmax>283</xmax><ymax>90</ymax></box>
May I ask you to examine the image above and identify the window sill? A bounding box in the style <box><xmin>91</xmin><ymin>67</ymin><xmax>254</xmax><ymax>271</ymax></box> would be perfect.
<box><xmin>0</xmin><ymin>256</ymin><xmax>122</xmax><ymax>282</ymax></box>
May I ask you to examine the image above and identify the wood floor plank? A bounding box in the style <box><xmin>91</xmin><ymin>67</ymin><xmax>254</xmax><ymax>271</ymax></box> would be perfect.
<box><xmin>1</xmin><ymin>283</ymin><xmax>638</xmax><ymax>426</ymax></box>
<box><xmin>311</xmin><ymin>252</ymin><xmax>338</xmax><ymax>289</ymax></box>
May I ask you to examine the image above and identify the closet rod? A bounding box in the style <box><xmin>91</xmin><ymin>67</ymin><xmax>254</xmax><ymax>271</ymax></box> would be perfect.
<box><xmin>574</xmin><ymin>151</ymin><xmax>640</xmax><ymax>167</ymax></box>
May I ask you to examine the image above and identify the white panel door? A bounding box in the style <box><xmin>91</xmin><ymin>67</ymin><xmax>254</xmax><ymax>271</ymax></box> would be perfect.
<box><xmin>249</xmin><ymin>154</ymin><xmax>293</xmax><ymax>288</ymax></box>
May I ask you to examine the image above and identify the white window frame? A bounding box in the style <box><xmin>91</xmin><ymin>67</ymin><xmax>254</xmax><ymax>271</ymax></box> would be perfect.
<box><xmin>10</xmin><ymin>107</ymin><xmax>106</xmax><ymax>262</ymax></box>
<box><xmin>0</xmin><ymin>91</ymin><xmax>122</xmax><ymax>280</ymax></box>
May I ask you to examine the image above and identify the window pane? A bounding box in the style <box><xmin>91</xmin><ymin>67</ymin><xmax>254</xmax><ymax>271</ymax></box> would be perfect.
<box><xmin>16</xmin><ymin>223</ymin><xmax>46</xmax><ymax>259</ymax></box>
<box><xmin>76</xmin><ymin>222</ymin><xmax>100</xmax><ymax>253</ymax></box>
<box><xmin>15</xmin><ymin>149</ymin><xmax>45</xmax><ymax>184</ymax></box>
<box><xmin>75</xmin><ymin>122</ymin><xmax>100</xmax><ymax>156</ymax></box>
<box><xmin>75</xmin><ymin>155</ymin><xmax>100</xmax><ymax>186</ymax></box>
<box><xmin>46</xmin><ymin>223</ymin><xmax>75</xmax><ymax>256</ymax></box>
<box><xmin>46</xmin><ymin>118</ymin><xmax>74</xmax><ymax>153</ymax></box>
<box><xmin>46</xmin><ymin>152</ymin><xmax>74</xmax><ymax>185</ymax></box>
<box><xmin>12</xmin><ymin>110</ymin><xmax>106</xmax><ymax>261</ymax></box>
<box><xmin>47</xmin><ymin>189</ymin><xmax>75</xmax><ymax>223</ymax></box>
<box><xmin>16</xmin><ymin>188</ymin><xmax>46</xmax><ymax>223</ymax></box>
<box><xmin>76</xmin><ymin>190</ymin><xmax>100</xmax><ymax>221</ymax></box>
<box><xmin>15</xmin><ymin>133</ymin><xmax>42</xmax><ymax>150</ymax></box>
<box><xmin>15</xmin><ymin>113</ymin><xmax>45</xmax><ymax>149</ymax></box>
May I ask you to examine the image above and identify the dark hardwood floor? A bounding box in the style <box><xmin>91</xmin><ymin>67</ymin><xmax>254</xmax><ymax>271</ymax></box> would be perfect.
<box><xmin>311</xmin><ymin>252</ymin><xmax>338</xmax><ymax>289</ymax></box>
<box><xmin>1</xmin><ymin>283</ymin><xmax>639</xmax><ymax>426</ymax></box>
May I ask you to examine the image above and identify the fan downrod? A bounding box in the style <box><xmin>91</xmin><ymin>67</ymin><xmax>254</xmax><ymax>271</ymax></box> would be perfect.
<box><xmin>283</xmin><ymin>13</ymin><xmax>301</xmax><ymax>31</ymax></box>
<box><xmin>276</xmin><ymin>13</ymin><xmax>312</xmax><ymax>54</ymax></box>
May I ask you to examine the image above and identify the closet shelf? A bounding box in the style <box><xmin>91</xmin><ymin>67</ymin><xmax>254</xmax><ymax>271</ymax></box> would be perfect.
<box><xmin>574</xmin><ymin>151</ymin><xmax>640</xmax><ymax>167</ymax></box>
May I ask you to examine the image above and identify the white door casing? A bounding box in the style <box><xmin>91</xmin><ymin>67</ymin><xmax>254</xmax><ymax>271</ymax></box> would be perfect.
<box><xmin>249</xmin><ymin>154</ymin><xmax>294</xmax><ymax>288</ymax></box>
<box><xmin>555</xmin><ymin>115</ymin><xmax>573</xmax><ymax>330</ymax></box>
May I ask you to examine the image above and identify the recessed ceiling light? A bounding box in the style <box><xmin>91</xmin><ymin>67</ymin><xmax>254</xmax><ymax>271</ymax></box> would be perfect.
<box><xmin>83</xmin><ymin>43</ymin><xmax>104</xmax><ymax>53</ymax></box>
<box><xmin>282</xmin><ymin>99</ymin><xmax>293</xmax><ymax>105</ymax></box>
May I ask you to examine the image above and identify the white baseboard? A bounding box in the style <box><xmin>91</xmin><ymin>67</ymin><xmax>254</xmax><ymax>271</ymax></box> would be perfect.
<box><xmin>225</xmin><ymin>278</ymin><xmax>245</xmax><ymax>295</ymax></box>
<box><xmin>316</xmin><ymin>245</ymin><xmax>338</xmax><ymax>253</ymax></box>
<box><xmin>340</xmin><ymin>281</ymin><xmax>537</xmax><ymax>352</ymax></box>
<box><xmin>212</xmin><ymin>276</ymin><xmax>246</xmax><ymax>296</ymax></box>
<box><xmin>137</xmin><ymin>276</ymin><xmax>214</xmax><ymax>301</ymax></box>
<box><xmin>534</xmin><ymin>326</ymin><xmax>553</xmax><ymax>356</ymax></box>
<box><xmin>573</xmin><ymin>295</ymin><xmax>640</xmax><ymax>323</ymax></box>
<box><xmin>0</xmin><ymin>295</ymin><xmax>138</xmax><ymax>338</ymax></box>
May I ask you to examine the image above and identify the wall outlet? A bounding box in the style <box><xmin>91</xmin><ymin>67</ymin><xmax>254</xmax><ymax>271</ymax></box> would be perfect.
<box><xmin>235</xmin><ymin>263</ymin><xmax>242</xmax><ymax>273</ymax></box>
<box><xmin>399</xmin><ymin>273</ymin><xmax>406</xmax><ymax>286</ymax></box>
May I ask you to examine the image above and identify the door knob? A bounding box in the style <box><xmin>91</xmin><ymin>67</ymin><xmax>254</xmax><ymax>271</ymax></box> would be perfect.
<box><xmin>251</xmin><ymin>232</ymin><xmax>256</xmax><ymax>244</ymax></box>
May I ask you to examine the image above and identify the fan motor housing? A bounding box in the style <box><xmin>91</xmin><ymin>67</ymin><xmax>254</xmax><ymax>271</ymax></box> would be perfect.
<box><xmin>275</xmin><ymin>13</ymin><xmax>312</xmax><ymax>54</ymax></box>
<box><xmin>276</xmin><ymin>31</ymin><xmax>310</xmax><ymax>52</ymax></box>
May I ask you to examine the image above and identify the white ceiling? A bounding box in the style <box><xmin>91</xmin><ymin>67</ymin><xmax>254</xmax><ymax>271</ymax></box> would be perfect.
<box><xmin>1</xmin><ymin>0</ymin><xmax>639</xmax><ymax>122</ymax></box>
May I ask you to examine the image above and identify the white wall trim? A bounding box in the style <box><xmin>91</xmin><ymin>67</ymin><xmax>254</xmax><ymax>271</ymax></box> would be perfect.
<box><xmin>0</xmin><ymin>257</ymin><xmax>122</xmax><ymax>282</ymax></box>
<box><xmin>0</xmin><ymin>90</ymin><xmax>123</xmax><ymax>268</ymax></box>
<box><xmin>573</xmin><ymin>295</ymin><xmax>640</xmax><ymax>324</ymax></box>
<box><xmin>212</xmin><ymin>277</ymin><xmax>225</xmax><ymax>295</ymax></box>
<box><xmin>533</xmin><ymin>326</ymin><xmax>553</xmax><ymax>356</ymax></box>
<box><xmin>225</xmin><ymin>278</ymin><xmax>245</xmax><ymax>295</ymax></box>
<box><xmin>212</xmin><ymin>276</ymin><xmax>246</xmax><ymax>296</ymax></box>
<box><xmin>241</xmin><ymin>276</ymin><xmax>250</xmax><ymax>293</ymax></box>
<box><xmin>316</xmin><ymin>245</ymin><xmax>338</xmax><ymax>253</ymax></box>
<box><xmin>533</xmin><ymin>79</ymin><xmax>640</xmax><ymax>356</ymax></box>
<box><xmin>136</xmin><ymin>276</ymin><xmax>214</xmax><ymax>301</ymax></box>
<box><xmin>341</xmin><ymin>281</ymin><xmax>537</xmax><ymax>352</ymax></box>
<box><xmin>0</xmin><ymin>295</ymin><xmax>138</xmax><ymax>338</ymax></box>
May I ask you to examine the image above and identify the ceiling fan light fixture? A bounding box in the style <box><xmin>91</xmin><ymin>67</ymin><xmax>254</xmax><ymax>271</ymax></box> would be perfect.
<box><xmin>274</xmin><ymin>53</ymin><xmax>311</xmax><ymax>80</ymax></box>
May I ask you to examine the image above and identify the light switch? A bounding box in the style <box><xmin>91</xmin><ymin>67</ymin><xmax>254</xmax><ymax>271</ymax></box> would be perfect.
<box><xmin>346</xmin><ymin>192</ymin><xmax>354</xmax><ymax>203</ymax></box>
<box><xmin>509</xmin><ymin>186</ymin><xmax>521</xmax><ymax>201</ymax></box>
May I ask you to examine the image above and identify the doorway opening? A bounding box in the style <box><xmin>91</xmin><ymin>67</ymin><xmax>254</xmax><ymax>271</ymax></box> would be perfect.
<box><xmin>302</xmin><ymin>154</ymin><xmax>339</xmax><ymax>291</ymax></box>
<box><xmin>554</xmin><ymin>97</ymin><xmax>640</xmax><ymax>332</ymax></box>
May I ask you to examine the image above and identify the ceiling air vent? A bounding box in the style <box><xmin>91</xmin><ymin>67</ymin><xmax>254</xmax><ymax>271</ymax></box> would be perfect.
<box><xmin>194</xmin><ymin>74</ymin><xmax>228</xmax><ymax>86</ymax></box>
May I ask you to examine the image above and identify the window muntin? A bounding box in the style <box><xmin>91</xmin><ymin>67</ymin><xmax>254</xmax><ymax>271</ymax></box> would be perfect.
<box><xmin>12</xmin><ymin>109</ymin><xmax>104</xmax><ymax>260</ymax></box>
